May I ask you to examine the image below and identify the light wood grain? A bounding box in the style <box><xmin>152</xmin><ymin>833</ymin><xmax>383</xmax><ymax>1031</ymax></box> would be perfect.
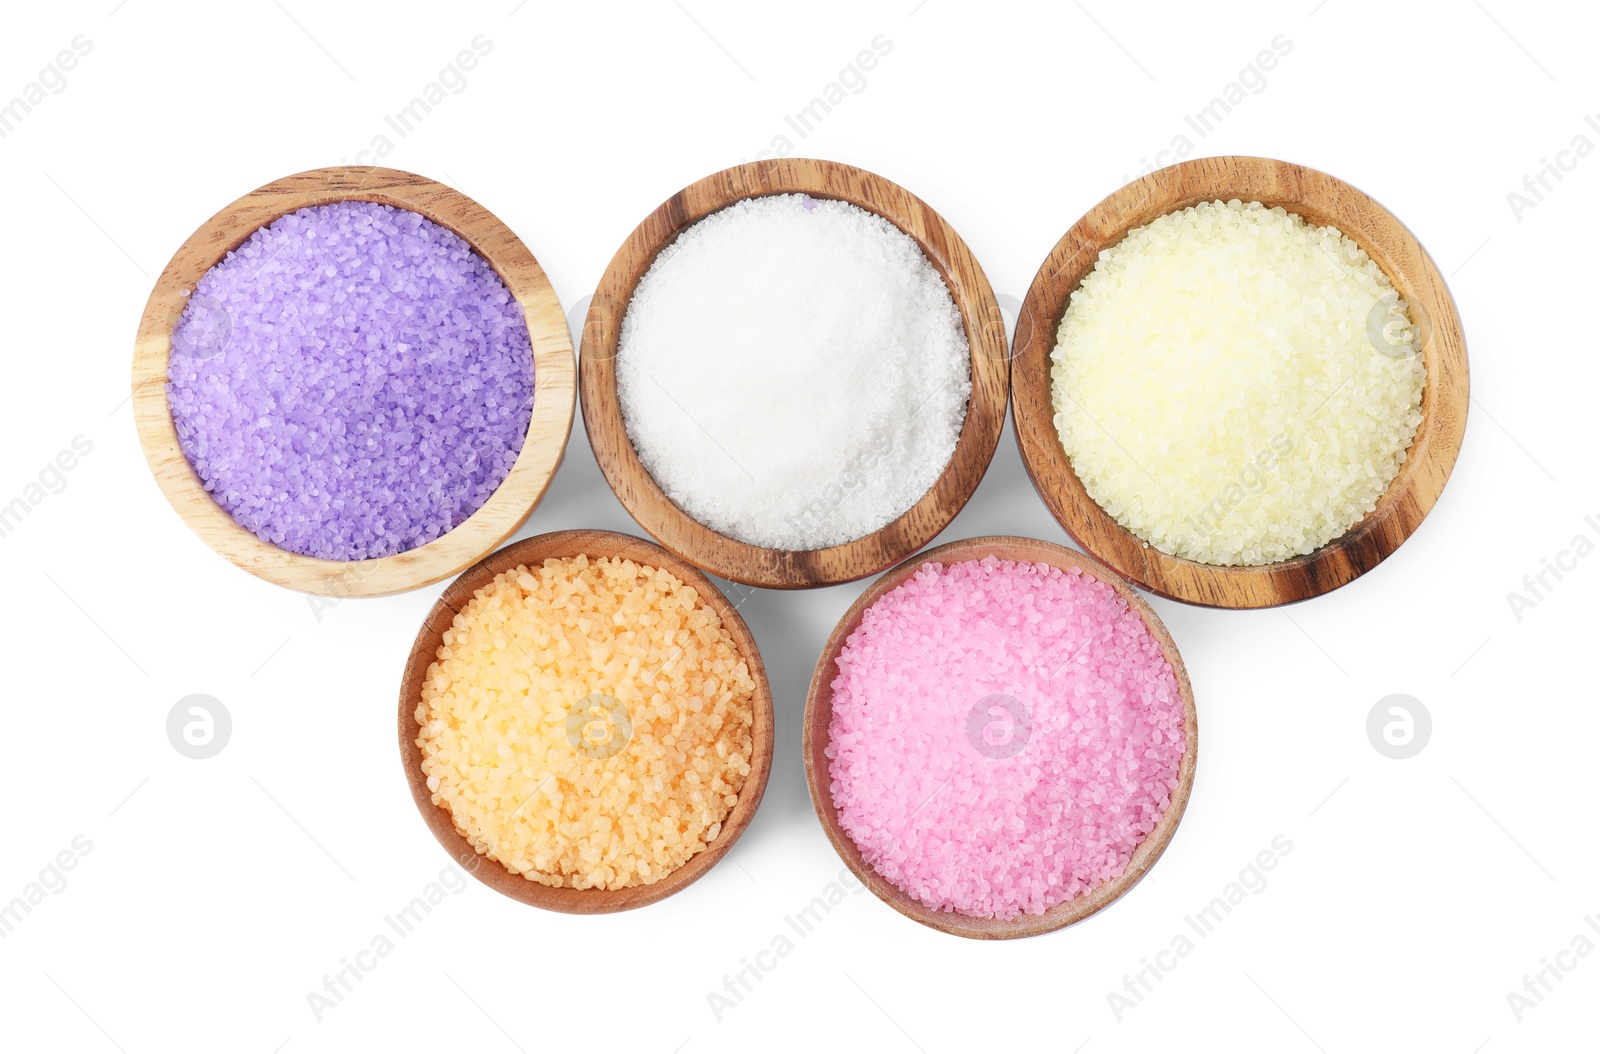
<box><xmin>398</xmin><ymin>529</ymin><xmax>775</xmax><ymax>914</ymax></box>
<box><xmin>132</xmin><ymin>166</ymin><xmax>575</xmax><ymax>597</ymax></box>
<box><xmin>1011</xmin><ymin>156</ymin><xmax>1469</xmax><ymax>608</ymax></box>
<box><xmin>580</xmin><ymin>158</ymin><xmax>1010</xmax><ymax>589</ymax></box>
<box><xmin>802</xmin><ymin>535</ymin><xmax>1198</xmax><ymax>940</ymax></box>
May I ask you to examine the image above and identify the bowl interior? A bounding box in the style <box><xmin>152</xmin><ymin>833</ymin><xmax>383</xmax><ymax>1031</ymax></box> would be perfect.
<box><xmin>132</xmin><ymin>166</ymin><xmax>575</xmax><ymax>597</ymax></box>
<box><xmin>1011</xmin><ymin>155</ymin><xmax>1468</xmax><ymax>608</ymax></box>
<box><xmin>398</xmin><ymin>529</ymin><xmax>775</xmax><ymax>913</ymax></box>
<box><xmin>802</xmin><ymin>535</ymin><xmax>1198</xmax><ymax>939</ymax></box>
<box><xmin>580</xmin><ymin>158</ymin><xmax>1010</xmax><ymax>589</ymax></box>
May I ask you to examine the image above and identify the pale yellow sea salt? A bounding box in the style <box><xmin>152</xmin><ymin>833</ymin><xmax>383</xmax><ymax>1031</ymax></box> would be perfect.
<box><xmin>415</xmin><ymin>554</ymin><xmax>756</xmax><ymax>889</ymax></box>
<box><xmin>1050</xmin><ymin>199</ymin><xmax>1426</xmax><ymax>566</ymax></box>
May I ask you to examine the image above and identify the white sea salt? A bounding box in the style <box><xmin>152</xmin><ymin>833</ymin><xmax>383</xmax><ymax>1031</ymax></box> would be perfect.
<box><xmin>1050</xmin><ymin>199</ymin><xmax>1426</xmax><ymax>567</ymax></box>
<box><xmin>616</xmin><ymin>193</ymin><xmax>971</xmax><ymax>551</ymax></box>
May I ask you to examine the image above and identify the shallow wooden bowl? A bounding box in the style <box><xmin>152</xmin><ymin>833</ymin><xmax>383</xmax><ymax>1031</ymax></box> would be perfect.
<box><xmin>398</xmin><ymin>529</ymin><xmax>774</xmax><ymax>913</ymax></box>
<box><xmin>1012</xmin><ymin>156</ymin><xmax>1468</xmax><ymax>608</ymax></box>
<box><xmin>803</xmin><ymin>535</ymin><xmax>1198</xmax><ymax>940</ymax></box>
<box><xmin>580</xmin><ymin>158</ymin><xmax>1010</xmax><ymax>589</ymax></box>
<box><xmin>132</xmin><ymin>166</ymin><xmax>575</xmax><ymax>597</ymax></box>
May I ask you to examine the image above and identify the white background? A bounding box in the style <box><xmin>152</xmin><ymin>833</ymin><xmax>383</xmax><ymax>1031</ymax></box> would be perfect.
<box><xmin>2</xmin><ymin>1</ymin><xmax>1595</xmax><ymax>1050</ymax></box>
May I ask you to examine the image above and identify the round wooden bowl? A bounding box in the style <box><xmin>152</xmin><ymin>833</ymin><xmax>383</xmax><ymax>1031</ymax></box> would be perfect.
<box><xmin>580</xmin><ymin>158</ymin><xmax>1010</xmax><ymax>589</ymax></box>
<box><xmin>132</xmin><ymin>166</ymin><xmax>576</xmax><ymax>597</ymax></box>
<box><xmin>803</xmin><ymin>535</ymin><xmax>1198</xmax><ymax>940</ymax></box>
<box><xmin>398</xmin><ymin>529</ymin><xmax>774</xmax><ymax>913</ymax></box>
<box><xmin>1012</xmin><ymin>156</ymin><xmax>1469</xmax><ymax>608</ymax></box>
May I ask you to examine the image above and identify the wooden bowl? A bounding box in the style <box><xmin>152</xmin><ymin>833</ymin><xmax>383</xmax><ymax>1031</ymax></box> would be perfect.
<box><xmin>132</xmin><ymin>166</ymin><xmax>575</xmax><ymax>597</ymax></box>
<box><xmin>803</xmin><ymin>535</ymin><xmax>1198</xmax><ymax>939</ymax></box>
<box><xmin>1012</xmin><ymin>156</ymin><xmax>1468</xmax><ymax>608</ymax></box>
<box><xmin>580</xmin><ymin>158</ymin><xmax>1010</xmax><ymax>589</ymax></box>
<box><xmin>398</xmin><ymin>529</ymin><xmax>774</xmax><ymax>913</ymax></box>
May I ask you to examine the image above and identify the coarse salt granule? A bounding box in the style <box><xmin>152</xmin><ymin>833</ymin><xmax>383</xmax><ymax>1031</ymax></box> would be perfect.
<box><xmin>416</xmin><ymin>555</ymin><xmax>756</xmax><ymax>890</ymax></box>
<box><xmin>1050</xmin><ymin>199</ymin><xmax>1426</xmax><ymax>566</ymax></box>
<box><xmin>617</xmin><ymin>193</ymin><xmax>971</xmax><ymax>551</ymax></box>
<box><xmin>826</xmin><ymin>557</ymin><xmax>1186</xmax><ymax>920</ymax></box>
<box><xmin>166</xmin><ymin>200</ymin><xmax>535</xmax><ymax>562</ymax></box>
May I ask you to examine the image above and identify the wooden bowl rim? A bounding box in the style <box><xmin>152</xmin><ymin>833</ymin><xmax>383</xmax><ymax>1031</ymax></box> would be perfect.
<box><xmin>1011</xmin><ymin>155</ymin><xmax>1469</xmax><ymax>609</ymax></box>
<box><xmin>132</xmin><ymin>165</ymin><xmax>576</xmax><ymax>598</ymax></box>
<box><xmin>580</xmin><ymin>157</ymin><xmax>1010</xmax><ymax>590</ymax></box>
<box><xmin>397</xmin><ymin>528</ymin><xmax>775</xmax><ymax>914</ymax></box>
<box><xmin>802</xmin><ymin>534</ymin><xmax>1199</xmax><ymax>940</ymax></box>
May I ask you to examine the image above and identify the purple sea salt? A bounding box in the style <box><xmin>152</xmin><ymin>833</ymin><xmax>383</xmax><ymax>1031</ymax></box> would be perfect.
<box><xmin>166</xmin><ymin>200</ymin><xmax>535</xmax><ymax>561</ymax></box>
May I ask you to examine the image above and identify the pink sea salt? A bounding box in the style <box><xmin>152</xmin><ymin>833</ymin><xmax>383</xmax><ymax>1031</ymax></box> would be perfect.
<box><xmin>825</xmin><ymin>556</ymin><xmax>1187</xmax><ymax>920</ymax></box>
<box><xmin>165</xmin><ymin>200</ymin><xmax>534</xmax><ymax>561</ymax></box>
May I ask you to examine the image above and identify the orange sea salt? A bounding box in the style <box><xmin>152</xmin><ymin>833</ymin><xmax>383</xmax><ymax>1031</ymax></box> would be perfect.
<box><xmin>415</xmin><ymin>554</ymin><xmax>756</xmax><ymax>889</ymax></box>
